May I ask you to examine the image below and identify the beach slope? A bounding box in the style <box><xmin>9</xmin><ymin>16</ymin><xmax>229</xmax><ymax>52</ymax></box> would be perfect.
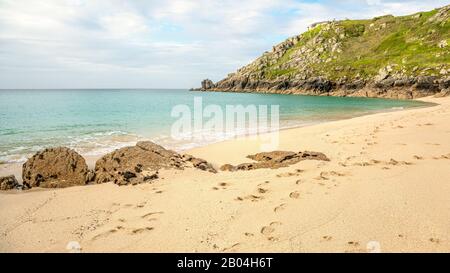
<box><xmin>0</xmin><ymin>96</ymin><xmax>449</xmax><ymax>253</ymax></box>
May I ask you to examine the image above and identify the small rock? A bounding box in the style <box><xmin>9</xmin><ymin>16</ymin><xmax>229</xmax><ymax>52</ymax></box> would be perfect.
<box><xmin>201</xmin><ymin>79</ymin><xmax>215</xmax><ymax>90</ymax></box>
<box><xmin>0</xmin><ymin>175</ymin><xmax>20</xmax><ymax>191</ymax></box>
<box><xmin>143</xmin><ymin>172</ymin><xmax>159</xmax><ymax>181</ymax></box>
<box><xmin>85</xmin><ymin>170</ymin><xmax>95</xmax><ymax>183</ymax></box>
<box><xmin>123</xmin><ymin>171</ymin><xmax>136</xmax><ymax>181</ymax></box>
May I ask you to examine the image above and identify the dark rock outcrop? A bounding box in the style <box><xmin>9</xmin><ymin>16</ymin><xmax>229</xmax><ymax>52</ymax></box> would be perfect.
<box><xmin>220</xmin><ymin>150</ymin><xmax>329</xmax><ymax>171</ymax></box>
<box><xmin>0</xmin><ymin>175</ymin><xmax>20</xmax><ymax>191</ymax></box>
<box><xmin>201</xmin><ymin>79</ymin><xmax>215</xmax><ymax>90</ymax></box>
<box><xmin>95</xmin><ymin>141</ymin><xmax>216</xmax><ymax>186</ymax></box>
<box><xmin>182</xmin><ymin>154</ymin><xmax>217</xmax><ymax>173</ymax></box>
<box><xmin>22</xmin><ymin>147</ymin><xmax>90</xmax><ymax>188</ymax></box>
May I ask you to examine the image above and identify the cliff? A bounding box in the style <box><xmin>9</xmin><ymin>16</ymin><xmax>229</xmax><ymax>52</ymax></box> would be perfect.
<box><xmin>196</xmin><ymin>5</ymin><xmax>450</xmax><ymax>99</ymax></box>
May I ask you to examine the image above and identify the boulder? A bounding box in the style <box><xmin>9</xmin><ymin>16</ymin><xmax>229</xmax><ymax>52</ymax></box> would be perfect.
<box><xmin>22</xmin><ymin>147</ymin><xmax>90</xmax><ymax>188</ymax></box>
<box><xmin>201</xmin><ymin>79</ymin><xmax>215</xmax><ymax>90</ymax></box>
<box><xmin>0</xmin><ymin>175</ymin><xmax>20</xmax><ymax>190</ymax></box>
<box><xmin>220</xmin><ymin>150</ymin><xmax>329</xmax><ymax>171</ymax></box>
<box><xmin>95</xmin><ymin>141</ymin><xmax>216</xmax><ymax>185</ymax></box>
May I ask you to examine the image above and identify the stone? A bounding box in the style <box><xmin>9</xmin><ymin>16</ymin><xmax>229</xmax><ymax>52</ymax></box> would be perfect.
<box><xmin>220</xmin><ymin>150</ymin><xmax>329</xmax><ymax>171</ymax></box>
<box><xmin>95</xmin><ymin>141</ymin><xmax>216</xmax><ymax>185</ymax></box>
<box><xmin>0</xmin><ymin>175</ymin><xmax>19</xmax><ymax>190</ymax></box>
<box><xmin>201</xmin><ymin>79</ymin><xmax>215</xmax><ymax>90</ymax></box>
<box><xmin>189</xmin><ymin>158</ymin><xmax>217</xmax><ymax>173</ymax></box>
<box><xmin>22</xmin><ymin>147</ymin><xmax>89</xmax><ymax>188</ymax></box>
<box><xmin>85</xmin><ymin>170</ymin><xmax>96</xmax><ymax>183</ymax></box>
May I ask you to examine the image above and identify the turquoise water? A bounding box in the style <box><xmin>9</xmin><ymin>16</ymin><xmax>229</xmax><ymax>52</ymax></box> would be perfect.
<box><xmin>0</xmin><ymin>89</ymin><xmax>429</xmax><ymax>163</ymax></box>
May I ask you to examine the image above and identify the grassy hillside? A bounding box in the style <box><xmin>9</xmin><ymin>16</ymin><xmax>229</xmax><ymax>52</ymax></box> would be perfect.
<box><xmin>202</xmin><ymin>5</ymin><xmax>450</xmax><ymax>98</ymax></box>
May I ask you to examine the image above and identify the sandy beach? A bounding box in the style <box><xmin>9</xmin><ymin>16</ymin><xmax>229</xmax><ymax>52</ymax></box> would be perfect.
<box><xmin>0</xmin><ymin>95</ymin><xmax>449</xmax><ymax>253</ymax></box>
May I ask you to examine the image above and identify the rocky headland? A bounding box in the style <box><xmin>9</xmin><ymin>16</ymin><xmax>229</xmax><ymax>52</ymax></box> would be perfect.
<box><xmin>194</xmin><ymin>5</ymin><xmax>450</xmax><ymax>99</ymax></box>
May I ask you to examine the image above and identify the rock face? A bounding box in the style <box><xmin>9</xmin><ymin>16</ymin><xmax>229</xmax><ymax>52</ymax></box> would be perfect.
<box><xmin>220</xmin><ymin>150</ymin><xmax>329</xmax><ymax>171</ymax></box>
<box><xmin>181</xmin><ymin>154</ymin><xmax>217</xmax><ymax>173</ymax></box>
<box><xmin>201</xmin><ymin>79</ymin><xmax>215</xmax><ymax>90</ymax></box>
<box><xmin>95</xmin><ymin>141</ymin><xmax>216</xmax><ymax>186</ymax></box>
<box><xmin>22</xmin><ymin>147</ymin><xmax>90</xmax><ymax>188</ymax></box>
<box><xmin>0</xmin><ymin>175</ymin><xmax>20</xmax><ymax>190</ymax></box>
<box><xmin>195</xmin><ymin>5</ymin><xmax>450</xmax><ymax>99</ymax></box>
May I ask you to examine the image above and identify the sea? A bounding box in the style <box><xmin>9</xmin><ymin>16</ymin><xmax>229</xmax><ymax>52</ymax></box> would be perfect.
<box><xmin>0</xmin><ymin>89</ymin><xmax>430</xmax><ymax>163</ymax></box>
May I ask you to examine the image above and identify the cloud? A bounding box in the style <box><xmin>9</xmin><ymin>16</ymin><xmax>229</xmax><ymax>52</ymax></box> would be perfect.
<box><xmin>0</xmin><ymin>0</ymin><xmax>447</xmax><ymax>88</ymax></box>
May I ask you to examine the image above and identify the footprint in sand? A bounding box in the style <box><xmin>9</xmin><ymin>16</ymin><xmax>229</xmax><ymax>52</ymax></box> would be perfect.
<box><xmin>92</xmin><ymin>229</ymin><xmax>118</xmax><ymax>241</ymax></box>
<box><xmin>213</xmin><ymin>182</ymin><xmax>229</xmax><ymax>191</ymax></box>
<box><xmin>260</xmin><ymin>222</ymin><xmax>282</xmax><ymax>241</ymax></box>
<box><xmin>289</xmin><ymin>191</ymin><xmax>300</xmax><ymax>199</ymax></box>
<box><xmin>257</xmin><ymin>188</ymin><xmax>268</xmax><ymax>194</ymax></box>
<box><xmin>426</xmin><ymin>143</ymin><xmax>441</xmax><ymax>146</ymax></box>
<box><xmin>429</xmin><ymin>238</ymin><xmax>440</xmax><ymax>244</ymax></box>
<box><xmin>135</xmin><ymin>202</ymin><xmax>147</xmax><ymax>208</ymax></box>
<box><xmin>222</xmin><ymin>243</ymin><xmax>241</xmax><ymax>252</ymax></box>
<box><xmin>417</xmin><ymin>123</ymin><xmax>434</xmax><ymax>127</ymax></box>
<box><xmin>141</xmin><ymin>211</ymin><xmax>164</xmax><ymax>220</ymax></box>
<box><xmin>260</xmin><ymin>226</ymin><xmax>275</xmax><ymax>235</ymax></box>
<box><xmin>347</xmin><ymin>241</ymin><xmax>360</xmax><ymax>247</ymax></box>
<box><xmin>273</xmin><ymin>203</ymin><xmax>286</xmax><ymax>213</ymax></box>
<box><xmin>276</xmin><ymin>169</ymin><xmax>303</xmax><ymax>178</ymax></box>
<box><xmin>315</xmin><ymin>172</ymin><xmax>329</xmax><ymax>180</ymax></box>
<box><xmin>315</xmin><ymin>171</ymin><xmax>346</xmax><ymax>180</ymax></box>
<box><xmin>235</xmin><ymin>195</ymin><xmax>263</xmax><ymax>202</ymax></box>
<box><xmin>132</xmin><ymin>227</ymin><xmax>154</xmax><ymax>234</ymax></box>
<box><xmin>322</xmin><ymin>235</ymin><xmax>333</xmax><ymax>241</ymax></box>
<box><xmin>413</xmin><ymin>155</ymin><xmax>424</xmax><ymax>160</ymax></box>
<box><xmin>388</xmin><ymin>159</ymin><xmax>413</xmax><ymax>166</ymax></box>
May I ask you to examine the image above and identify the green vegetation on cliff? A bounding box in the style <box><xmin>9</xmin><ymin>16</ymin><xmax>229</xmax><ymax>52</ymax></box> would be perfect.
<box><xmin>221</xmin><ymin>5</ymin><xmax>450</xmax><ymax>83</ymax></box>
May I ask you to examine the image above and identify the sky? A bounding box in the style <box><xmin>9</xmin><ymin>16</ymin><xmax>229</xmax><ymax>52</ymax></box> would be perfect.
<box><xmin>0</xmin><ymin>0</ymin><xmax>448</xmax><ymax>89</ymax></box>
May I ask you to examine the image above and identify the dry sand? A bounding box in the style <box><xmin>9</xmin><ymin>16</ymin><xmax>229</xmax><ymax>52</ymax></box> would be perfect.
<box><xmin>0</xmin><ymin>96</ymin><xmax>449</xmax><ymax>253</ymax></box>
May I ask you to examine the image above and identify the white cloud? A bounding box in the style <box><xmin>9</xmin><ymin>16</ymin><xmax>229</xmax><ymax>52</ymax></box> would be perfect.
<box><xmin>0</xmin><ymin>0</ymin><xmax>447</xmax><ymax>88</ymax></box>
<box><xmin>99</xmin><ymin>12</ymin><xmax>149</xmax><ymax>38</ymax></box>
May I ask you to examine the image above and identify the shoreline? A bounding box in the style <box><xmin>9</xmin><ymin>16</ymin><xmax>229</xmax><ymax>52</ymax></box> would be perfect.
<box><xmin>0</xmin><ymin>97</ymin><xmax>435</xmax><ymax>182</ymax></box>
<box><xmin>1</xmin><ymin>95</ymin><xmax>450</xmax><ymax>252</ymax></box>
